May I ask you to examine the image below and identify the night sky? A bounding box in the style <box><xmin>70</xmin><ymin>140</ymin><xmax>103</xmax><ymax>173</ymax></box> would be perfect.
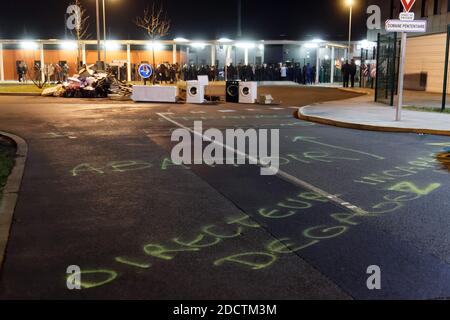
<box><xmin>0</xmin><ymin>0</ymin><xmax>367</xmax><ymax>41</ymax></box>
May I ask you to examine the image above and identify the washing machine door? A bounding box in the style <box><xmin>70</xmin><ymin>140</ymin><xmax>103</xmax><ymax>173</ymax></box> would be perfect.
<box><xmin>189</xmin><ymin>86</ymin><xmax>198</xmax><ymax>97</ymax></box>
<box><xmin>227</xmin><ymin>83</ymin><xmax>238</xmax><ymax>98</ymax></box>
<box><xmin>241</xmin><ymin>85</ymin><xmax>251</xmax><ymax>96</ymax></box>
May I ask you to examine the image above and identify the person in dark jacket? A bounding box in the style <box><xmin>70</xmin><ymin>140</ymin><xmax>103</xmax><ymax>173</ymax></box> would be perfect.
<box><xmin>120</xmin><ymin>63</ymin><xmax>127</xmax><ymax>81</ymax></box>
<box><xmin>305</xmin><ymin>63</ymin><xmax>313</xmax><ymax>85</ymax></box>
<box><xmin>302</xmin><ymin>65</ymin><xmax>307</xmax><ymax>84</ymax></box>
<box><xmin>312</xmin><ymin>65</ymin><xmax>317</xmax><ymax>84</ymax></box>
<box><xmin>227</xmin><ymin>63</ymin><xmax>236</xmax><ymax>80</ymax></box>
<box><xmin>349</xmin><ymin>59</ymin><xmax>357</xmax><ymax>88</ymax></box>
<box><xmin>17</xmin><ymin>62</ymin><xmax>23</xmax><ymax>82</ymax></box>
<box><xmin>342</xmin><ymin>60</ymin><xmax>350</xmax><ymax>88</ymax></box>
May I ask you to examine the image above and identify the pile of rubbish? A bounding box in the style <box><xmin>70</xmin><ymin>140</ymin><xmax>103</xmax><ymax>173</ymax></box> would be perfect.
<box><xmin>42</xmin><ymin>64</ymin><xmax>132</xmax><ymax>99</ymax></box>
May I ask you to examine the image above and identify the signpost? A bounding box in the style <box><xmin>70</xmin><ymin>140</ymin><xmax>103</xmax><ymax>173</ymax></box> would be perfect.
<box><xmin>385</xmin><ymin>20</ymin><xmax>426</xmax><ymax>33</ymax></box>
<box><xmin>385</xmin><ymin>0</ymin><xmax>425</xmax><ymax>121</ymax></box>
<box><xmin>399</xmin><ymin>12</ymin><xmax>415</xmax><ymax>21</ymax></box>
<box><xmin>400</xmin><ymin>0</ymin><xmax>416</xmax><ymax>12</ymax></box>
<box><xmin>138</xmin><ymin>63</ymin><xmax>153</xmax><ymax>80</ymax></box>
<box><xmin>442</xmin><ymin>25</ymin><xmax>450</xmax><ymax>112</ymax></box>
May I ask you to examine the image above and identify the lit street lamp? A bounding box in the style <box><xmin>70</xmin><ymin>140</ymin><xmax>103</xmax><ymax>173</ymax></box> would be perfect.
<box><xmin>95</xmin><ymin>0</ymin><xmax>113</xmax><ymax>64</ymax></box>
<box><xmin>95</xmin><ymin>0</ymin><xmax>101</xmax><ymax>61</ymax></box>
<box><xmin>103</xmin><ymin>0</ymin><xmax>107</xmax><ymax>62</ymax></box>
<box><xmin>101</xmin><ymin>0</ymin><xmax>117</xmax><ymax>62</ymax></box>
<box><xmin>346</xmin><ymin>0</ymin><xmax>354</xmax><ymax>59</ymax></box>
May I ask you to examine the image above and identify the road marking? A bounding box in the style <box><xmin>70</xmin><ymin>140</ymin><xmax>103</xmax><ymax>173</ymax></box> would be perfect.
<box><xmin>293</xmin><ymin>136</ymin><xmax>385</xmax><ymax>160</ymax></box>
<box><xmin>427</xmin><ymin>143</ymin><xmax>450</xmax><ymax>147</ymax></box>
<box><xmin>190</xmin><ymin>111</ymin><xmax>207</xmax><ymax>114</ymax></box>
<box><xmin>157</xmin><ymin>112</ymin><xmax>367</xmax><ymax>215</ymax></box>
<box><xmin>246</xmin><ymin>108</ymin><xmax>257</xmax><ymax>111</ymax></box>
<box><xmin>270</xmin><ymin>107</ymin><xmax>284</xmax><ymax>110</ymax></box>
<box><xmin>218</xmin><ymin>110</ymin><xmax>236</xmax><ymax>113</ymax></box>
<box><xmin>47</xmin><ymin>132</ymin><xmax>66</xmax><ymax>138</ymax></box>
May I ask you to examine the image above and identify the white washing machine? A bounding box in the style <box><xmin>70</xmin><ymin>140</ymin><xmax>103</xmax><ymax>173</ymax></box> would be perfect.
<box><xmin>186</xmin><ymin>80</ymin><xmax>205</xmax><ymax>104</ymax></box>
<box><xmin>239</xmin><ymin>81</ymin><xmax>258</xmax><ymax>104</ymax></box>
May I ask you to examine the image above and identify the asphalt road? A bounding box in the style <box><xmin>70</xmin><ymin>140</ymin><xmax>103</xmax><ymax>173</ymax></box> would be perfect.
<box><xmin>0</xmin><ymin>86</ymin><xmax>450</xmax><ymax>300</ymax></box>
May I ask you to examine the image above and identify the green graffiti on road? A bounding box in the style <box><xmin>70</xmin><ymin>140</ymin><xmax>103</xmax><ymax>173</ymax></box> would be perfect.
<box><xmin>354</xmin><ymin>154</ymin><xmax>442</xmax><ymax>186</ymax></box>
<box><xmin>71</xmin><ymin>164</ymin><xmax>105</xmax><ymax>177</ymax></box>
<box><xmin>66</xmin><ymin>269</ymin><xmax>118</xmax><ymax>289</ymax></box>
<box><xmin>71</xmin><ymin>160</ymin><xmax>153</xmax><ymax>176</ymax></box>
<box><xmin>213</xmin><ymin>252</ymin><xmax>277</xmax><ymax>270</ymax></box>
<box><xmin>115</xmin><ymin>257</ymin><xmax>152</xmax><ymax>269</ymax></box>
<box><xmin>266</xmin><ymin>238</ymin><xmax>319</xmax><ymax>254</ymax></box>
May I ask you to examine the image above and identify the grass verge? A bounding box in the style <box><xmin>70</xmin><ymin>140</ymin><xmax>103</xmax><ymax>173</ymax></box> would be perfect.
<box><xmin>404</xmin><ymin>106</ymin><xmax>450</xmax><ymax>114</ymax></box>
<box><xmin>0</xmin><ymin>84</ymin><xmax>46</xmax><ymax>94</ymax></box>
<box><xmin>0</xmin><ymin>136</ymin><xmax>16</xmax><ymax>198</ymax></box>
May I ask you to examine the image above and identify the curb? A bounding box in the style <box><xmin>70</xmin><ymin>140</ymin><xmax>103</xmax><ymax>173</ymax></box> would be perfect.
<box><xmin>298</xmin><ymin>107</ymin><xmax>450</xmax><ymax>137</ymax></box>
<box><xmin>0</xmin><ymin>132</ymin><xmax>28</xmax><ymax>270</ymax></box>
<box><xmin>337</xmin><ymin>88</ymin><xmax>373</xmax><ymax>96</ymax></box>
<box><xmin>0</xmin><ymin>92</ymin><xmax>41</xmax><ymax>97</ymax></box>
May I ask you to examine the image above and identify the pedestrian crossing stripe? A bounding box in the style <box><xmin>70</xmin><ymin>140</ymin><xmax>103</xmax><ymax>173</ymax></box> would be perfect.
<box><xmin>190</xmin><ymin>111</ymin><xmax>206</xmax><ymax>114</ymax></box>
<box><xmin>270</xmin><ymin>107</ymin><xmax>284</xmax><ymax>110</ymax></box>
<box><xmin>218</xmin><ymin>110</ymin><xmax>236</xmax><ymax>113</ymax></box>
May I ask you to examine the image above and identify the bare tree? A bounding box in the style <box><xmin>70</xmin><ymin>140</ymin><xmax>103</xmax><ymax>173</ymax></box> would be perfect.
<box><xmin>135</xmin><ymin>3</ymin><xmax>171</xmax><ymax>82</ymax></box>
<box><xmin>70</xmin><ymin>0</ymin><xmax>91</xmax><ymax>70</ymax></box>
<box><xmin>30</xmin><ymin>63</ymin><xmax>47</xmax><ymax>89</ymax></box>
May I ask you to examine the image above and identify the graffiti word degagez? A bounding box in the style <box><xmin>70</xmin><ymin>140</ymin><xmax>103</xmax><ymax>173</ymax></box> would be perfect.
<box><xmin>171</xmin><ymin>304</ymin><xmax>277</xmax><ymax>318</ymax></box>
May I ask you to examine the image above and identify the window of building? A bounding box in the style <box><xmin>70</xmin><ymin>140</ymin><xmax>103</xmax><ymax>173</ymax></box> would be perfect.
<box><xmin>422</xmin><ymin>0</ymin><xmax>429</xmax><ymax>16</ymax></box>
<box><xmin>434</xmin><ymin>0</ymin><xmax>439</xmax><ymax>14</ymax></box>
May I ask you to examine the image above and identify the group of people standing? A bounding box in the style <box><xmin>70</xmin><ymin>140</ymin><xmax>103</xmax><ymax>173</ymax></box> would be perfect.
<box><xmin>226</xmin><ymin>63</ymin><xmax>316</xmax><ymax>84</ymax></box>
<box><xmin>129</xmin><ymin>60</ymin><xmax>358</xmax><ymax>87</ymax></box>
<box><xmin>16</xmin><ymin>61</ymin><xmax>28</xmax><ymax>82</ymax></box>
<box><xmin>42</xmin><ymin>62</ymin><xmax>70</xmax><ymax>83</ymax></box>
<box><xmin>181</xmin><ymin>64</ymin><xmax>218</xmax><ymax>82</ymax></box>
<box><xmin>341</xmin><ymin>59</ymin><xmax>357</xmax><ymax>88</ymax></box>
<box><xmin>136</xmin><ymin>63</ymin><xmax>215</xmax><ymax>84</ymax></box>
<box><xmin>16</xmin><ymin>61</ymin><xmax>70</xmax><ymax>83</ymax></box>
<box><xmin>141</xmin><ymin>62</ymin><xmax>319</xmax><ymax>84</ymax></box>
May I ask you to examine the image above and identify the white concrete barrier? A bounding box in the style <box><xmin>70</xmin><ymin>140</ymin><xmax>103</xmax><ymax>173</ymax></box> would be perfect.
<box><xmin>132</xmin><ymin>85</ymin><xmax>178</xmax><ymax>103</ymax></box>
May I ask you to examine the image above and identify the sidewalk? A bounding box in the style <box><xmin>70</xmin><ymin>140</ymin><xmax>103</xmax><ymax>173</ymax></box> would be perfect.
<box><xmin>402</xmin><ymin>90</ymin><xmax>444</xmax><ymax>109</ymax></box>
<box><xmin>317</xmin><ymin>86</ymin><xmax>445</xmax><ymax>110</ymax></box>
<box><xmin>298</xmin><ymin>94</ymin><xmax>450</xmax><ymax>136</ymax></box>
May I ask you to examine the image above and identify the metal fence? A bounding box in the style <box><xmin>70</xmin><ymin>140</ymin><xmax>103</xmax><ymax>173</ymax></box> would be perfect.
<box><xmin>375</xmin><ymin>33</ymin><xmax>400</xmax><ymax>106</ymax></box>
<box><xmin>360</xmin><ymin>46</ymin><xmax>377</xmax><ymax>89</ymax></box>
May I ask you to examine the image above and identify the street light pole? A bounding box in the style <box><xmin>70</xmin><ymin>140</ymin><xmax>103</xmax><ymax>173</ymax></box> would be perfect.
<box><xmin>102</xmin><ymin>0</ymin><xmax>107</xmax><ymax>62</ymax></box>
<box><xmin>237</xmin><ymin>0</ymin><xmax>242</xmax><ymax>38</ymax></box>
<box><xmin>396</xmin><ymin>32</ymin><xmax>407</xmax><ymax>121</ymax></box>
<box><xmin>95</xmin><ymin>0</ymin><xmax>101</xmax><ymax>61</ymax></box>
<box><xmin>347</xmin><ymin>0</ymin><xmax>353</xmax><ymax>59</ymax></box>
